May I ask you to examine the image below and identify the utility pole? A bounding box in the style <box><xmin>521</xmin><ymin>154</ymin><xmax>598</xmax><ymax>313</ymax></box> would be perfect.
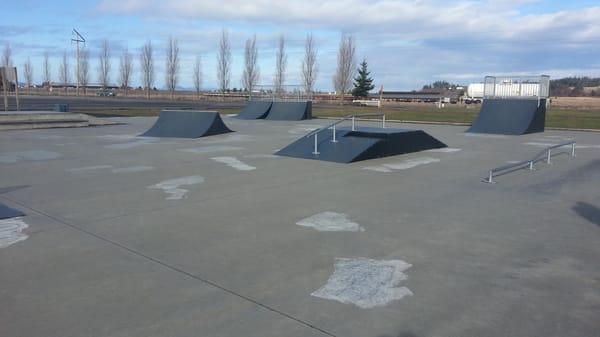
<box><xmin>71</xmin><ymin>29</ymin><xmax>85</xmax><ymax>96</ymax></box>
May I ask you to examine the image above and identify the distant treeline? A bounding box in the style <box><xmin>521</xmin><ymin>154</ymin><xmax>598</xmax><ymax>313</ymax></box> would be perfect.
<box><xmin>422</xmin><ymin>81</ymin><xmax>461</xmax><ymax>90</ymax></box>
<box><xmin>550</xmin><ymin>77</ymin><xmax>600</xmax><ymax>97</ymax></box>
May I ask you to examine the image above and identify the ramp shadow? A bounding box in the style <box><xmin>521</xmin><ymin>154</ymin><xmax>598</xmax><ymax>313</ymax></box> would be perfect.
<box><xmin>572</xmin><ymin>202</ymin><xmax>600</xmax><ymax>227</ymax></box>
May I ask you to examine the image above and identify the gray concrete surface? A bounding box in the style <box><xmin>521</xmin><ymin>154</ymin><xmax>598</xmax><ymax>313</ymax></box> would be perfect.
<box><xmin>0</xmin><ymin>116</ymin><xmax>599</xmax><ymax>337</ymax></box>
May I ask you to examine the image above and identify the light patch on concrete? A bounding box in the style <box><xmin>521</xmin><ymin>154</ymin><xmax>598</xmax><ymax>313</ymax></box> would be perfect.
<box><xmin>104</xmin><ymin>139</ymin><xmax>157</xmax><ymax>150</ymax></box>
<box><xmin>33</xmin><ymin>135</ymin><xmax>65</xmax><ymax>140</ymax></box>
<box><xmin>111</xmin><ymin>166</ymin><xmax>155</xmax><ymax>173</ymax></box>
<box><xmin>383</xmin><ymin>157</ymin><xmax>440</xmax><ymax>170</ymax></box>
<box><xmin>97</xmin><ymin>134</ymin><xmax>138</xmax><ymax>140</ymax></box>
<box><xmin>179</xmin><ymin>145</ymin><xmax>244</xmax><ymax>154</ymax></box>
<box><xmin>312</xmin><ymin>258</ymin><xmax>413</xmax><ymax>309</ymax></box>
<box><xmin>54</xmin><ymin>143</ymin><xmax>78</xmax><ymax>146</ymax></box>
<box><xmin>288</xmin><ymin>124</ymin><xmax>322</xmax><ymax>135</ymax></box>
<box><xmin>0</xmin><ymin>217</ymin><xmax>29</xmax><ymax>249</ymax></box>
<box><xmin>426</xmin><ymin>147</ymin><xmax>462</xmax><ymax>153</ymax></box>
<box><xmin>243</xmin><ymin>154</ymin><xmax>280</xmax><ymax>159</ymax></box>
<box><xmin>363</xmin><ymin>166</ymin><xmax>393</xmax><ymax>173</ymax></box>
<box><xmin>465</xmin><ymin>133</ymin><xmax>507</xmax><ymax>139</ymax></box>
<box><xmin>68</xmin><ymin>165</ymin><xmax>113</xmax><ymax>172</ymax></box>
<box><xmin>296</xmin><ymin>212</ymin><xmax>365</xmax><ymax>232</ymax></box>
<box><xmin>211</xmin><ymin>157</ymin><xmax>256</xmax><ymax>171</ymax></box>
<box><xmin>0</xmin><ymin>150</ymin><xmax>61</xmax><ymax>164</ymax></box>
<box><xmin>203</xmin><ymin>134</ymin><xmax>253</xmax><ymax>144</ymax></box>
<box><xmin>364</xmin><ymin>157</ymin><xmax>440</xmax><ymax>172</ymax></box>
<box><xmin>148</xmin><ymin>176</ymin><xmax>204</xmax><ymax>200</ymax></box>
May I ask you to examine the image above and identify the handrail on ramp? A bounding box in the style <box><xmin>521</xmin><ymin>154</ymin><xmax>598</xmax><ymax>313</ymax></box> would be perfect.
<box><xmin>306</xmin><ymin>113</ymin><xmax>386</xmax><ymax>155</ymax></box>
<box><xmin>483</xmin><ymin>140</ymin><xmax>576</xmax><ymax>184</ymax></box>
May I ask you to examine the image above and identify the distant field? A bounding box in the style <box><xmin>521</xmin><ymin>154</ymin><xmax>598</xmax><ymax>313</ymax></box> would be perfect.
<box><xmin>78</xmin><ymin>98</ymin><xmax>600</xmax><ymax>130</ymax></box>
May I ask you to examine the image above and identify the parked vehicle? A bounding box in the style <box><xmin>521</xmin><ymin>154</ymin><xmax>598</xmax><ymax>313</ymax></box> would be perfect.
<box><xmin>96</xmin><ymin>89</ymin><xmax>116</xmax><ymax>97</ymax></box>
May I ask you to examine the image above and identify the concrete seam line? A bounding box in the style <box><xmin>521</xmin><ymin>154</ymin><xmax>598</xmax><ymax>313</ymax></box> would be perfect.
<box><xmin>0</xmin><ymin>195</ymin><xmax>338</xmax><ymax>337</ymax></box>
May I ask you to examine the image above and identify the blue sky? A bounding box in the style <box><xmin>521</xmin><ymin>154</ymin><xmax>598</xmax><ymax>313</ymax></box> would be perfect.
<box><xmin>2</xmin><ymin>0</ymin><xmax>599</xmax><ymax>90</ymax></box>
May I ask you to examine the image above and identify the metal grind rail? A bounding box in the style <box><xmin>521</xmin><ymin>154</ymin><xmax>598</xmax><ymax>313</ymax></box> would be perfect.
<box><xmin>483</xmin><ymin>140</ymin><xmax>576</xmax><ymax>183</ymax></box>
<box><xmin>306</xmin><ymin>113</ymin><xmax>386</xmax><ymax>155</ymax></box>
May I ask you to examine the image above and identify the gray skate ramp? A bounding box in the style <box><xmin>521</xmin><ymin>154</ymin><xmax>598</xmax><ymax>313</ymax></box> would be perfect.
<box><xmin>0</xmin><ymin>202</ymin><xmax>24</xmax><ymax>220</ymax></box>
<box><xmin>140</xmin><ymin>110</ymin><xmax>233</xmax><ymax>138</ymax></box>
<box><xmin>276</xmin><ymin>126</ymin><xmax>447</xmax><ymax>163</ymax></box>
<box><xmin>235</xmin><ymin>101</ymin><xmax>272</xmax><ymax>120</ymax></box>
<box><xmin>265</xmin><ymin>101</ymin><xmax>312</xmax><ymax>121</ymax></box>
<box><xmin>467</xmin><ymin>98</ymin><xmax>546</xmax><ymax>135</ymax></box>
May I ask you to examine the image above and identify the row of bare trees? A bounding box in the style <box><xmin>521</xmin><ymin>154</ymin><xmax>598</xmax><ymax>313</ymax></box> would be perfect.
<box><xmin>4</xmin><ymin>31</ymin><xmax>354</xmax><ymax>100</ymax></box>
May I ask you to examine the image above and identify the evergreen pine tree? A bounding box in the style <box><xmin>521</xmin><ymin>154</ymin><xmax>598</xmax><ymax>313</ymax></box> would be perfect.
<box><xmin>352</xmin><ymin>59</ymin><xmax>375</xmax><ymax>97</ymax></box>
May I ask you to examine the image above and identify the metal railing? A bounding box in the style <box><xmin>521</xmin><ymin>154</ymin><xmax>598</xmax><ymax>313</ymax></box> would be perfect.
<box><xmin>483</xmin><ymin>140</ymin><xmax>576</xmax><ymax>183</ymax></box>
<box><xmin>306</xmin><ymin>113</ymin><xmax>386</xmax><ymax>155</ymax></box>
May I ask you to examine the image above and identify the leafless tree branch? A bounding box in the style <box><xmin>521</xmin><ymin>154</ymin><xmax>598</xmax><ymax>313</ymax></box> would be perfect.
<box><xmin>274</xmin><ymin>34</ymin><xmax>287</xmax><ymax>94</ymax></box>
<box><xmin>333</xmin><ymin>34</ymin><xmax>356</xmax><ymax>104</ymax></box>
<box><xmin>301</xmin><ymin>33</ymin><xmax>318</xmax><ymax>99</ymax></box>
<box><xmin>119</xmin><ymin>47</ymin><xmax>133</xmax><ymax>96</ymax></box>
<box><xmin>165</xmin><ymin>37</ymin><xmax>180</xmax><ymax>100</ymax></box>
<box><xmin>217</xmin><ymin>29</ymin><xmax>231</xmax><ymax>94</ymax></box>
<box><xmin>78</xmin><ymin>48</ymin><xmax>90</xmax><ymax>94</ymax></box>
<box><xmin>59</xmin><ymin>50</ymin><xmax>70</xmax><ymax>93</ymax></box>
<box><xmin>242</xmin><ymin>35</ymin><xmax>259</xmax><ymax>99</ymax></box>
<box><xmin>98</xmin><ymin>40</ymin><xmax>111</xmax><ymax>89</ymax></box>
<box><xmin>23</xmin><ymin>57</ymin><xmax>33</xmax><ymax>95</ymax></box>
<box><xmin>140</xmin><ymin>40</ymin><xmax>154</xmax><ymax>99</ymax></box>
<box><xmin>2</xmin><ymin>43</ymin><xmax>11</xmax><ymax>68</ymax></box>
<box><xmin>193</xmin><ymin>55</ymin><xmax>202</xmax><ymax>100</ymax></box>
<box><xmin>43</xmin><ymin>51</ymin><xmax>51</xmax><ymax>93</ymax></box>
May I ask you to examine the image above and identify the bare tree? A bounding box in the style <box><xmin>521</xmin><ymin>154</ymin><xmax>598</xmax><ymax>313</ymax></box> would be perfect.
<box><xmin>59</xmin><ymin>50</ymin><xmax>70</xmax><ymax>94</ymax></box>
<box><xmin>274</xmin><ymin>35</ymin><xmax>287</xmax><ymax>94</ymax></box>
<box><xmin>2</xmin><ymin>43</ymin><xmax>12</xmax><ymax>68</ymax></box>
<box><xmin>192</xmin><ymin>55</ymin><xmax>202</xmax><ymax>100</ymax></box>
<box><xmin>119</xmin><ymin>47</ymin><xmax>133</xmax><ymax>96</ymax></box>
<box><xmin>23</xmin><ymin>57</ymin><xmax>33</xmax><ymax>94</ymax></box>
<box><xmin>43</xmin><ymin>51</ymin><xmax>51</xmax><ymax>93</ymax></box>
<box><xmin>140</xmin><ymin>40</ymin><xmax>154</xmax><ymax>99</ymax></box>
<box><xmin>217</xmin><ymin>29</ymin><xmax>231</xmax><ymax>94</ymax></box>
<box><xmin>165</xmin><ymin>37</ymin><xmax>180</xmax><ymax>100</ymax></box>
<box><xmin>333</xmin><ymin>34</ymin><xmax>356</xmax><ymax>104</ymax></box>
<box><xmin>78</xmin><ymin>48</ymin><xmax>90</xmax><ymax>95</ymax></box>
<box><xmin>98</xmin><ymin>40</ymin><xmax>111</xmax><ymax>89</ymax></box>
<box><xmin>301</xmin><ymin>33</ymin><xmax>318</xmax><ymax>99</ymax></box>
<box><xmin>2</xmin><ymin>44</ymin><xmax>12</xmax><ymax>110</ymax></box>
<box><xmin>242</xmin><ymin>35</ymin><xmax>259</xmax><ymax>99</ymax></box>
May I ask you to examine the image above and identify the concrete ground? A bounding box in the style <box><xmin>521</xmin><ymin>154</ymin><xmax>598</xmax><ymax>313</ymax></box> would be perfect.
<box><xmin>0</xmin><ymin>115</ymin><xmax>599</xmax><ymax>337</ymax></box>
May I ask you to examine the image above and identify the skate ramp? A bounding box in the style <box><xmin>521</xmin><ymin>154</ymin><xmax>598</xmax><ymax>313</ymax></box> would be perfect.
<box><xmin>276</xmin><ymin>126</ymin><xmax>447</xmax><ymax>163</ymax></box>
<box><xmin>265</xmin><ymin>101</ymin><xmax>312</xmax><ymax>121</ymax></box>
<box><xmin>140</xmin><ymin>110</ymin><xmax>233</xmax><ymax>138</ymax></box>
<box><xmin>0</xmin><ymin>203</ymin><xmax>24</xmax><ymax>220</ymax></box>
<box><xmin>235</xmin><ymin>101</ymin><xmax>272</xmax><ymax>119</ymax></box>
<box><xmin>467</xmin><ymin>98</ymin><xmax>546</xmax><ymax>135</ymax></box>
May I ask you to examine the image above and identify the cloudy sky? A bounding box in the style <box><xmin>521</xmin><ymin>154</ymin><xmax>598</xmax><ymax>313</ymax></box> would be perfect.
<box><xmin>2</xmin><ymin>0</ymin><xmax>599</xmax><ymax>90</ymax></box>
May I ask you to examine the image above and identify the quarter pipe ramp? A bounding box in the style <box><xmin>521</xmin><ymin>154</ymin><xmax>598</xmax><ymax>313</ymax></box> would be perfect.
<box><xmin>235</xmin><ymin>101</ymin><xmax>272</xmax><ymax>119</ymax></box>
<box><xmin>140</xmin><ymin>110</ymin><xmax>233</xmax><ymax>138</ymax></box>
<box><xmin>265</xmin><ymin>101</ymin><xmax>312</xmax><ymax>121</ymax></box>
<box><xmin>467</xmin><ymin>98</ymin><xmax>546</xmax><ymax>135</ymax></box>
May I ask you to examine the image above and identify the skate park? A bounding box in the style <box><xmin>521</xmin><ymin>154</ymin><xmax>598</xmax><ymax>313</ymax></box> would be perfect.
<box><xmin>1</xmin><ymin>73</ymin><xmax>599</xmax><ymax>337</ymax></box>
